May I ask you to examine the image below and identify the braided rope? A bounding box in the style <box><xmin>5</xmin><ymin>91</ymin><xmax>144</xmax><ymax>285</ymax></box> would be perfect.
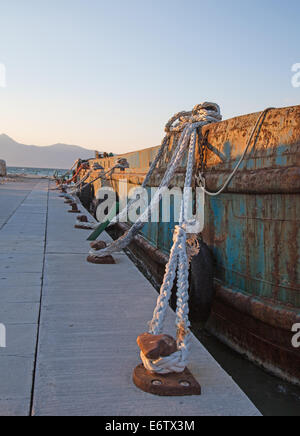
<box><xmin>141</xmin><ymin>107</ymin><xmax>275</xmax><ymax>375</ymax></box>
<box><xmin>89</xmin><ymin>103</ymin><xmax>221</xmax><ymax>259</ymax></box>
<box><xmin>62</xmin><ymin>103</ymin><xmax>222</xmax><ymax>374</ymax></box>
<box><xmin>70</xmin><ymin>170</ymin><xmax>92</xmax><ymax>195</ymax></box>
<box><xmin>76</xmin><ymin>162</ymin><xmax>129</xmax><ymax>196</ymax></box>
<box><xmin>142</xmin><ymin>129</ymin><xmax>199</xmax><ymax>374</ymax></box>
<box><xmin>102</xmin><ymin>135</ymin><xmax>170</xmax><ymax>231</ymax></box>
<box><xmin>88</xmin><ymin>103</ymin><xmax>222</xmax><ymax>374</ymax></box>
<box><xmin>53</xmin><ymin>159</ymin><xmax>79</xmax><ymax>182</ymax></box>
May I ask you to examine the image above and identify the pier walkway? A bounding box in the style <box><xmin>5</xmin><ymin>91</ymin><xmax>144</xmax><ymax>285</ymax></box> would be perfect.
<box><xmin>0</xmin><ymin>180</ymin><xmax>261</xmax><ymax>416</ymax></box>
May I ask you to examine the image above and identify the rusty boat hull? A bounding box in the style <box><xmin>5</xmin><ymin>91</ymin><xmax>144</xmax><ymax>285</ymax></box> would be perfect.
<box><xmin>78</xmin><ymin>105</ymin><xmax>300</xmax><ymax>385</ymax></box>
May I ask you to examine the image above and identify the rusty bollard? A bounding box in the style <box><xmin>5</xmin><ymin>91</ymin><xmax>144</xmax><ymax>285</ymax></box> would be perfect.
<box><xmin>87</xmin><ymin>254</ymin><xmax>115</xmax><ymax>265</ymax></box>
<box><xmin>90</xmin><ymin>241</ymin><xmax>107</xmax><ymax>251</ymax></box>
<box><xmin>75</xmin><ymin>216</ymin><xmax>95</xmax><ymax>230</ymax></box>
<box><xmin>77</xmin><ymin>215</ymin><xmax>88</xmax><ymax>223</ymax></box>
<box><xmin>68</xmin><ymin>202</ymin><xmax>81</xmax><ymax>214</ymax></box>
<box><xmin>86</xmin><ymin>248</ymin><xmax>115</xmax><ymax>264</ymax></box>
<box><xmin>133</xmin><ymin>333</ymin><xmax>201</xmax><ymax>397</ymax></box>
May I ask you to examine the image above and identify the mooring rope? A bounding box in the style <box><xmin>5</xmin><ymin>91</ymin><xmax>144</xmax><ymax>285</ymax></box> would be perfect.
<box><xmin>89</xmin><ymin>103</ymin><xmax>222</xmax><ymax>259</ymax></box>
<box><xmin>141</xmin><ymin>129</ymin><xmax>199</xmax><ymax>374</ymax></box>
<box><xmin>72</xmin><ymin>160</ymin><xmax>130</xmax><ymax>196</ymax></box>
<box><xmin>53</xmin><ymin>159</ymin><xmax>79</xmax><ymax>183</ymax></box>
<box><xmin>86</xmin><ymin>102</ymin><xmax>222</xmax><ymax>375</ymax></box>
<box><xmin>198</xmin><ymin>107</ymin><xmax>274</xmax><ymax>196</ymax></box>
<box><xmin>70</xmin><ymin>170</ymin><xmax>93</xmax><ymax>194</ymax></box>
<box><xmin>60</xmin><ymin>104</ymin><xmax>274</xmax><ymax>375</ymax></box>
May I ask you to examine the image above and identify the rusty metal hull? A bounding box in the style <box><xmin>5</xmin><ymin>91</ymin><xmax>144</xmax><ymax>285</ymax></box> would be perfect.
<box><xmin>79</xmin><ymin>105</ymin><xmax>300</xmax><ymax>385</ymax></box>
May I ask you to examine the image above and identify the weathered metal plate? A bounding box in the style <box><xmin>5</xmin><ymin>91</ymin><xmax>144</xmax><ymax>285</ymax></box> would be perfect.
<box><xmin>133</xmin><ymin>364</ymin><xmax>201</xmax><ymax>397</ymax></box>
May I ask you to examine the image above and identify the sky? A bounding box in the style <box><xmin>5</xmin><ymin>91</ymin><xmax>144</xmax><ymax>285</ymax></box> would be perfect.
<box><xmin>0</xmin><ymin>0</ymin><xmax>299</xmax><ymax>153</ymax></box>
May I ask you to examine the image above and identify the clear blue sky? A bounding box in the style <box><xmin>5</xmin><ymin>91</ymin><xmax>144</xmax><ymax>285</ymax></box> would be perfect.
<box><xmin>0</xmin><ymin>0</ymin><xmax>299</xmax><ymax>153</ymax></box>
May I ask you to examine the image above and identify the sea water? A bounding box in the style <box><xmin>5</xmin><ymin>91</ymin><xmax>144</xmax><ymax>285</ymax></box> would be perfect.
<box><xmin>7</xmin><ymin>166</ymin><xmax>68</xmax><ymax>178</ymax></box>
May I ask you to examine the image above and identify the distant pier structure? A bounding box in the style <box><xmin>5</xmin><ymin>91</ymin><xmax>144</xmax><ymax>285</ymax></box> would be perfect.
<box><xmin>0</xmin><ymin>160</ymin><xmax>6</xmax><ymax>177</ymax></box>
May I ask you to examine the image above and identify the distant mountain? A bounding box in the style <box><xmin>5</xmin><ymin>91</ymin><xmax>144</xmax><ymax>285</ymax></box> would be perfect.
<box><xmin>0</xmin><ymin>134</ymin><xmax>97</xmax><ymax>169</ymax></box>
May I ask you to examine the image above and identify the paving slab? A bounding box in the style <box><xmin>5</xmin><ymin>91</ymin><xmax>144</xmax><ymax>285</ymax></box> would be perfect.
<box><xmin>0</xmin><ymin>324</ymin><xmax>38</xmax><ymax>357</ymax></box>
<box><xmin>0</xmin><ymin>253</ymin><xmax>44</xmax><ymax>273</ymax></box>
<box><xmin>0</xmin><ymin>179</ymin><xmax>48</xmax><ymax>415</ymax></box>
<box><xmin>0</xmin><ymin>398</ymin><xmax>31</xmax><ymax>417</ymax></box>
<box><xmin>0</xmin><ymin>240</ymin><xmax>45</xmax><ymax>254</ymax></box>
<box><xmin>0</xmin><ymin>181</ymin><xmax>39</xmax><ymax>232</ymax></box>
<box><xmin>0</xmin><ymin>356</ymin><xmax>36</xmax><ymax>399</ymax></box>
<box><xmin>0</xmin><ymin>302</ymin><xmax>40</xmax><ymax>325</ymax></box>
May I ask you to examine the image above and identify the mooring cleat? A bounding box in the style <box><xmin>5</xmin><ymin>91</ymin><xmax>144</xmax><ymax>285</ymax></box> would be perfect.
<box><xmin>90</xmin><ymin>241</ymin><xmax>107</xmax><ymax>251</ymax></box>
<box><xmin>133</xmin><ymin>364</ymin><xmax>201</xmax><ymax>397</ymax></box>
<box><xmin>87</xmin><ymin>254</ymin><xmax>115</xmax><ymax>264</ymax></box>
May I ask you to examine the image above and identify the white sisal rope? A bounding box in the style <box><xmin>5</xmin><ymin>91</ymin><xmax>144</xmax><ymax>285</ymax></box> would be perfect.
<box><xmin>89</xmin><ymin>103</ymin><xmax>222</xmax><ymax>259</ymax></box>
<box><xmin>141</xmin><ymin>107</ymin><xmax>273</xmax><ymax>375</ymax></box>
<box><xmin>141</xmin><ymin>127</ymin><xmax>200</xmax><ymax>374</ymax></box>
<box><xmin>87</xmin><ymin>103</ymin><xmax>222</xmax><ymax>374</ymax></box>
<box><xmin>70</xmin><ymin>170</ymin><xmax>92</xmax><ymax>195</ymax></box>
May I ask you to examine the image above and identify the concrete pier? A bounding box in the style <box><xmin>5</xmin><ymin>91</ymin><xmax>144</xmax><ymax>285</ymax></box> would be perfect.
<box><xmin>0</xmin><ymin>180</ymin><xmax>261</xmax><ymax>416</ymax></box>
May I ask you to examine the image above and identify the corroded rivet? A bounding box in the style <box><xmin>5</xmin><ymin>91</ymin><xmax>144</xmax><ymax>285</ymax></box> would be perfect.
<box><xmin>151</xmin><ymin>380</ymin><xmax>163</xmax><ymax>386</ymax></box>
<box><xmin>179</xmin><ymin>381</ymin><xmax>191</xmax><ymax>387</ymax></box>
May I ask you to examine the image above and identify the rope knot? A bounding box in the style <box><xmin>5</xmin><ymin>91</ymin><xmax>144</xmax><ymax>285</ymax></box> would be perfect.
<box><xmin>164</xmin><ymin>102</ymin><xmax>222</xmax><ymax>136</ymax></box>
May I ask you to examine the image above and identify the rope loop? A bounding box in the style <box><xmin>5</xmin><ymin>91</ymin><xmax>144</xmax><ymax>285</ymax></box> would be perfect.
<box><xmin>164</xmin><ymin>102</ymin><xmax>221</xmax><ymax>135</ymax></box>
